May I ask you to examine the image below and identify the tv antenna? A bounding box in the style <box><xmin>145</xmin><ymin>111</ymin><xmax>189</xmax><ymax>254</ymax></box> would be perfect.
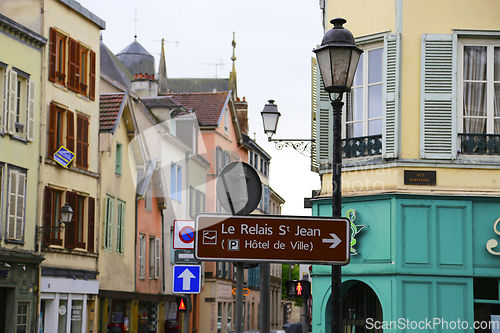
<box><xmin>198</xmin><ymin>59</ymin><xmax>225</xmax><ymax>78</ymax></box>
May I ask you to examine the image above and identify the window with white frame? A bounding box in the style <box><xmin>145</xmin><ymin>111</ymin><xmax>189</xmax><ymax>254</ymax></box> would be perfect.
<box><xmin>459</xmin><ymin>40</ymin><xmax>500</xmax><ymax>134</ymax></box>
<box><xmin>6</xmin><ymin>167</ymin><xmax>26</xmax><ymax>242</ymax></box>
<box><xmin>170</xmin><ymin>163</ymin><xmax>182</xmax><ymax>202</ymax></box>
<box><xmin>347</xmin><ymin>45</ymin><xmax>384</xmax><ymax>138</ymax></box>
<box><xmin>16</xmin><ymin>301</ymin><xmax>30</xmax><ymax>333</ymax></box>
<box><xmin>149</xmin><ymin>236</ymin><xmax>160</xmax><ymax>279</ymax></box>
<box><xmin>139</xmin><ymin>233</ymin><xmax>146</xmax><ymax>279</ymax></box>
<box><xmin>1</xmin><ymin>67</ymin><xmax>35</xmax><ymax>141</ymax></box>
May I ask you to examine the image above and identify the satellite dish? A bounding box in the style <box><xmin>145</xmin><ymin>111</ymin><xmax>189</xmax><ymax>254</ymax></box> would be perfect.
<box><xmin>216</xmin><ymin>161</ymin><xmax>262</xmax><ymax>215</ymax></box>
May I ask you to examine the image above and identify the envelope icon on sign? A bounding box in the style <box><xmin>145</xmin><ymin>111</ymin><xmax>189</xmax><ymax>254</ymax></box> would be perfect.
<box><xmin>203</xmin><ymin>231</ymin><xmax>217</xmax><ymax>245</ymax></box>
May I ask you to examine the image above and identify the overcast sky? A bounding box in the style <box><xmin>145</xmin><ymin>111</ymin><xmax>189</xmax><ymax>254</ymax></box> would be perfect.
<box><xmin>80</xmin><ymin>0</ymin><xmax>324</xmax><ymax>215</ymax></box>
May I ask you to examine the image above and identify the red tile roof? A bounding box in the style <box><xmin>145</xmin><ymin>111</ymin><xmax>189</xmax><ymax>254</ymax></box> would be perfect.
<box><xmin>169</xmin><ymin>91</ymin><xmax>229</xmax><ymax>126</ymax></box>
<box><xmin>100</xmin><ymin>93</ymin><xmax>125</xmax><ymax>132</ymax></box>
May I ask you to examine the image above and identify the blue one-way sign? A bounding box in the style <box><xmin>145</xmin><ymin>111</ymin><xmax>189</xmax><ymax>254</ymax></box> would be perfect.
<box><xmin>172</xmin><ymin>265</ymin><xmax>201</xmax><ymax>294</ymax></box>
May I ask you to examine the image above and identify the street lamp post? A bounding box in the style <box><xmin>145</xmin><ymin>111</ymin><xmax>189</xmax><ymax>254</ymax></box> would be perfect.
<box><xmin>313</xmin><ymin>18</ymin><xmax>363</xmax><ymax>333</ymax></box>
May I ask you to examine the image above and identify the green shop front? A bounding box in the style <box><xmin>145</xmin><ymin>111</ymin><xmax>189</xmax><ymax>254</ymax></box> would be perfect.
<box><xmin>311</xmin><ymin>194</ymin><xmax>500</xmax><ymax>333</ymax></box>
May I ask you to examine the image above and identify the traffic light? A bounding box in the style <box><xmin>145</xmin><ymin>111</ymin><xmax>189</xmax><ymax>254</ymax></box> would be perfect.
<box><xmin>176</xmin><ymin>296</ymin><xmax>192</xmax><ymax>313</ymax></box>
<box><xmin>286</xmin><ymin>280</ymin><xmax>311</xmax><ymax>298</ymax></box>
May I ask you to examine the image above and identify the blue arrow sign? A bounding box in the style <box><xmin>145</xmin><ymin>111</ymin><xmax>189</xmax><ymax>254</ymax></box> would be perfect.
<box><xmin>53</xmin><ymin>146</ymin><xmax>75</xmax><ymax>168</ymax></box>
<box><xmin>172</xmin><ymin>265</ymin><xmax>201</xmax><ymax>294</ymax></box>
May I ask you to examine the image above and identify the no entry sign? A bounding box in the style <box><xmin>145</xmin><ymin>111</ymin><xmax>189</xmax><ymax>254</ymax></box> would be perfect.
<box><xmin>195</xmin><ymin>214</ymin><xmax>350</xmax><ymax>265</ymax></box>
<box><xmin>174</xmin><ymin>220</ymin><xmax>195</xmax><ymax>249</ymax></box>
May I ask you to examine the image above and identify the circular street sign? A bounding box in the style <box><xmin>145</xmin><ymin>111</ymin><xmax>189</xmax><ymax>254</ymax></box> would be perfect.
<box><xmin>216</xmin><ymin>161</ymin><xmax>262</xmax><ymax>215</ymax></box>
<box><xmin>179</xmin><ymin>226</ymin><xmax>195</xmax><ymax>244</ymax></box>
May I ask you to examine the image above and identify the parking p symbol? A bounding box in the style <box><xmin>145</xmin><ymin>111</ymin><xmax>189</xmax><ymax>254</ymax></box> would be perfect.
<box><xmin>228</xmin><ymin>239</ymin><xmax>240</xmax><ymax>251</ymax></box>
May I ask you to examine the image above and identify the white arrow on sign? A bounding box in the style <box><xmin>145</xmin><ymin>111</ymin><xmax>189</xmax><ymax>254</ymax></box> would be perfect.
<box><xmin>322</xmin><ymin>233</ymin><xmax>342</xmax><ymax>248</ymax></box>
<box><xmin>178</xmin><ymin>268</ymin><xmax>195</xmax><ymax>290</ymax></box>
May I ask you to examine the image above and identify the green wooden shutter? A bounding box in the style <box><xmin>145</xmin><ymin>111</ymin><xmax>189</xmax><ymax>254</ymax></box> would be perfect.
<box><xmin>383</xmin><ymin>34</ymin><xmax>400</xmax><ymax>158</ymax></box>
<box><xmin>420</xmin><ymin>34</ymin><xmax>456</xmax><ymax>159</ymax></box>
<box><xmin>312</xmin><ymin>55</ymin><xmax>333</xmax><ymax>169</ymax></box>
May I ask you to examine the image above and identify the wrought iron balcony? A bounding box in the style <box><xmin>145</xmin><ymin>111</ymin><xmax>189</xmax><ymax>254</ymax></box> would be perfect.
<box><xmin>459</xmin><ymin>133</ymin><xmax>500</xmax><ymax>155</ymax></box>
<box><xmin>342</xmin><ymin>134</ymin><xmax>382</xmax><ymax>158</ymax></box>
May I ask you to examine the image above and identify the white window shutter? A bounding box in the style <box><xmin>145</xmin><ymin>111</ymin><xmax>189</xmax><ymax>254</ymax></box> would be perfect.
<box><xmin>27</xmin><ymin>79</ymin><xmax>36</xmax><ymax>141</ymax></box>
<box><xmin>154</xmin><ymin>238</ymin><xmax>161</xmax><ymax>279</ymax></box>
<box><xmin>120</xmin><ymin>203</ymin><xmax>125</xmax><ymax>253</ymax></box>
<box><xmin>139</xmin><ymin>235</ymin><xmax>145</xmax><ymax>278</ymax></box>
<box><xmin>420</xmin><ymin>34</ymin><xmax>456</xmax><ymax>159</ymax></box>
<box><xmin>7</xmin><ymin>170</ymin><xmax>25</xmax><ymax>241</ymax></box>
<box><xmin>2</xmin><ymin>69</ymin><xmax>8</xmax><ymax>132</ymax></box>
<box><xmin>8</xmin><ymin>70</ymin><xmax>17</xmax><ymax>134</ymax></box>
<box><xmin>383</xmin><ymin>34</ymin><xmax>400</xmax><ymax>159</ymax></box>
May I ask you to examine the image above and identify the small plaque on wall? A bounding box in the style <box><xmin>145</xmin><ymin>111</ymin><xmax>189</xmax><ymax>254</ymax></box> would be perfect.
<box><xmin>404</xmin><ymin>170</ymin><xmax>436</xmax><ymax>186</ymax></box>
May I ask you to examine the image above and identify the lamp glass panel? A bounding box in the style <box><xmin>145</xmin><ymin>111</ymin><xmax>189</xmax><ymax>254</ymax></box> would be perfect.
<box><xmin>346</xmin><ymin>49</ymin><xmax>362</xmax><ymax>89</ymax></box>
<box><xmin>316</xmin><ymin>48</ymin><xmax>333</xmax><ymax>88</ymax></box>
<box><xmin>262</xmin><ymin>112</ymin><xmax>279</xmax><ymax>134</ymax></box>
<box><xmin>331</xmin><ymin>48</ymin><xmax>354</xmax><ymax>88</ymax></box>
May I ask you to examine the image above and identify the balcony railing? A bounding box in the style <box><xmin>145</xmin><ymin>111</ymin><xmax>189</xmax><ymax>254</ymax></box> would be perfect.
<box><xmin>459</xmin><ymin>133</ymin><xmax>500</xmax><ymax>155</ymax></box>
<box><xmin>342</xmin><ymin>134</ymin><xmax>382</xmax><ymax>158</ymax></box>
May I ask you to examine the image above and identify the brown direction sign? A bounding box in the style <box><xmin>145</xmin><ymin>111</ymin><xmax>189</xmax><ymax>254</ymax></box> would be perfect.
<box><xmin>195</xmin><ymin>214</ymin><xmax>351</xmax><ymax>265</ymax></box>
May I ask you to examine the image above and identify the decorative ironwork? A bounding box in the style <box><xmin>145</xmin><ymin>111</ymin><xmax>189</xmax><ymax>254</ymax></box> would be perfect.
<box><xmin>342</xmin><ymin>134</ymin><xmax>382</xmax><ymax>158</ymax></box>
<box><xmin>272</xmin><ymin>139</ymin><xmax>313</xmax><ymax>156</ymax></box>
<box><xmin>459</xmin><ymin>133</ymin><xmax>500</xmax><ymax>155</ymax></box>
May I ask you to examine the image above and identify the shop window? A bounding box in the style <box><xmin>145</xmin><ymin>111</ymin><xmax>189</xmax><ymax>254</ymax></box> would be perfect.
<box><xmin>16</xmin><ymin>301</ymin><xmax>30</xmax><ymax>333</ymax></box>
<box><xmin>6</xmin><ymin>168</ymin><xmax>26</xmax><ymax>242</ymax></box>
<box><xmin>103</xmin><ymin>195</ymin><xmax>114</xmax><ymax>250</ymax></box>
<box><xmin>342</xmin><ymin>281</ymin><xmax>383</xmax><ymax>333</ymax></box>
<box><xmin>474</xmin><ymin>278</ymin><xmax>499</xmax><ymax>300</ymax></box>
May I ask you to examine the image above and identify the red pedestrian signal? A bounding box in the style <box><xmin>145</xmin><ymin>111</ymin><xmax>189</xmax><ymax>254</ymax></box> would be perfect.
<box><xmin>179</xmin><ymin>298</ymin><xmax>186</xmax><ymax>311</ymax></box>
<box><xmin>286</xmin><ymin>280</ymin><xmax>311</xmax><ymax>298</ymax></box>
<box><xmin>176</xmin><ymin>296</ymin><xmax>192</xmax><ymax>313</ymax></box>
<box><xmin>296</xmin><ymin>282</ymin><xmax>303</xmax><ymax>296</ymax></box>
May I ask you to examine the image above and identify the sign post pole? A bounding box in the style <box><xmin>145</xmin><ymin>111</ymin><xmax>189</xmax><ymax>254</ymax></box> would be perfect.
<box><xmin>235</xmin><ymin>263</ymin><xmax>244</xmax><ymax>333</ymax></box>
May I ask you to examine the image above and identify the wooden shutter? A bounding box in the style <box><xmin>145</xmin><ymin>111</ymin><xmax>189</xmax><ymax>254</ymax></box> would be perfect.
<box><xmin>43</xmin><ymin>186</ymin><xmax>53</xmax><ymax>246</ymax></box>
<box><xmin>311</xmin><ymin>57</ymin><xmax>319</xmax><ymax>172</ymax></box>
<box><xmin>7</xmin><ymin>70</ymin><xmax>17</xmax><ymax>134</ymax></box>
<box><xmin>313</xmin><ymin>56</ymin><xmax>334</xmax><ymax>168</ymax></box>
<box><xmin>49</xmin><ymin>28</ymin><xmax>57</xmax><ymax>82</ymax></box>
<box><xmin>67</xmin><ymin>110</ymin><xmax>75</xmax><ymax>152</ymax></box>
<box><xmin>106</xmin><ymin>196</ymin><xmax>114</xmax><ymax>249</ymax></box>
<box><xmin>420</xmin><ymin>34</ymin><xmax>456</xmax><ymax>159</ymax></box>
<box><xmin>154</xmin><ymin>238</ymin><xmax>161</xmax><ymax>279</ymax></box>
<box><xmin>76</xmin><ymin>115</ymin><xmax>89</xmax><ymax>169</ymax></box>
<box><xmin>88</xmin><ymin>197</ymin><xmax>95</xmax><ymax>252</ymax></box>
<box><xmin>68</xmin><ymin>38</ymin><xmax>77</xmax><ymax>92</ymax></box>
<box><xmin>383</xmin><ymin>34</ymin><xmax>400</xmax><ymax>158</ymax></box>
<box><xmin>7</xmin><ymin>170</ymin><xmax>25</xmax><ymax>241</ymax></box>
<box><xmin>65</xmin><ymin>191</ymin><xmax>77</xmax><ymax>249</ymax></box>
<box><xmin>48</xmin><ymin>103</ymin><xmax>57</xmax><ymax>158</ymax></box>
<box><xmin>27</xmin><ymin>79</ymin><xmax>36</xmax><ymax>141</ymax></box>
<box><xmin>89</xmin><ymin>50</ymin><xmax>96</xmax><ymax>101</ymax></box>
